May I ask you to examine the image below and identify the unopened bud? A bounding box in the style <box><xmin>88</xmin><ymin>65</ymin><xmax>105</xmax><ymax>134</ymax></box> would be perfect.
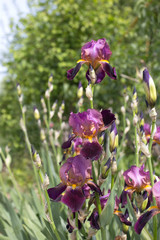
<box><xmin>45</xmin><ymin>89</ymin><xmax>50</xmax><ymax>99</ymax></box>
<box><xmin>20</xmin><ymin>118</ymin><xmax>26</xmax><ymax>132</ymax></box>
<box><xmin>122</xmin><ymin>224</ymin><xmax>129</xmax><ymax>235</ymax></box>
<box><xmin>78</xmin><ymin>97</ymin><xmax>83</xmax><ymax>107</ymax></box>
<box><xmin>143</xmin><ymin>69</ymin><xmax>157</xmax><ymax>108</ymax></box>
<box><xmin>149</xmin><ymin>107</ymin><xmax>157</xmax><ymax>122</ymax></box>
<box><xmin>141</xmin><ymin>197</ymin><xmax>148</xmax><ymax>211</ymax></box>
<box><xmin>77</xmin><ymin>82</ymin><xmax>83</xmax><ymax>98</ymax></box>
<box><xmin>42</xmin><ymin>174</ymin><xmax>50</xmax><ymax>189</ymax></box>
<box><xmin>48</xmin><ymin>74</ymin><xmax>53</xmax><ymax>83</ymax></box>
<box><xmin>121</xmin><ymin>106</ymin><xmax>125</xmax><ymax>114</ymax></box>
<box><xmin>40</xmin><ymin>129</ymin><xmax>46</xmax><ymax>141</ymax></box>
<box><xmin>32</xmin><ymin>148</ymin><xmax>42</xmax><ymax>169</ymax></box>
<box><xmin>86</xmin><ymin>84</ymin><xmax>93</xmax><ymax>100</ymax></box>
<box><xmin>41</xmin><ymin>98</ymin><xmax>47</xmax><ymax>113</ymax></box>
<box><xmin>125</xmin><ymin>95</ymin><xmax>129</xmax><ymax>103</ymax></box>
<box><xmin>34</xmin><ymin>107</ymin><xmax>40</xmax><ymax>120</ymax></box>
<box><xmin>52</xmin><ymin>100</ymin><xmax>57</xmax><ymax>111</ymax></box>
<box><xmin>5</xmin><ymin>154</ymin><xmax>12</xmax><ymax>167</ymax></box>
<box><xmin>133</xmin><ymin>114</ymin><xmax>138</xmax><ymax>126</ymax></box>
<box><xmin>17</xmin><ymin>83</ymin><xmax>22</xmax><ymax>96</ymax></box>
<box><xmin>140</xmin><ymin>141</ymin><xmax>151</xmax><ymax>158</ymax></box>
<box><xmin>110</xmin><ymin>123</ymin><xmax>118</xmax><ymax>153</ymax></box>
<box><xmin>89</xmin><ymin>65</ymin><xmax>96</xmax><ymax>84</ymax></box>
<box><xmin>111</xmin><ymin>158</ymin><xmax>117</xmax><ymax>175</ymax></box>
<box><xmin>18</xmin><ymin>95</ymin><xmax>23</xmax><ymax>104</ymax></box>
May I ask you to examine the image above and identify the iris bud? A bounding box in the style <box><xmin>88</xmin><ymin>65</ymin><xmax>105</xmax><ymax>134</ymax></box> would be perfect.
<box><xmin>143</xmin><ymin>69</ymin><xmax>157</xmax><ymax>108</ymax></box>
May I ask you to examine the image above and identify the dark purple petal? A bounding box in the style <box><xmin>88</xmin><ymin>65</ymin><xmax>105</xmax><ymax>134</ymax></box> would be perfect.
<box><xmin>80</xmin><ymin>141</ymin><xmax>102</xmax><ymax>161</ymax></box>
<box><xmin>101</xmin><ymin>109</ymin><xmax>116</xmax><ymax>128</ymax></box>
<box><xmin>87</xmin><ymin>181</ymin><xmax>102</xmax><ymax>195</ymax></box>
<box><xmin>88</xmin><ymin>211</ymin><xmax>100</xmax><ymax>230</ymax></box>
<box><xmin>101</xmin><ymin>62</ymin><xmax>117</xmax><ymax>80</ymax></box>
<box><xmin>62</xmin><ymin>135</ymin><xmax>76</xmax><ymax>149</ymax></box>
<box><xmin>48</xmin><ymin>183</ymin><xmax>66</xmax><ymax>201</ymax></box>
<box><xmin>95</xmin><ymin>66</ymin><xmax>106</xmax><ymax>83</ymax></box>
<box><xmin>120</xmin><ymin>190</ymin><xmax>131</xmax><ymax>208</ymax></box>
<box><xmin>104</xmin><ymin>158</ymin><xmax>111</xmax><ymax>170</ymax></box>
<box><xmin>134</xmin><ymin>208</ymin><xmax>159</xmax><ymax>234</ymax></box>
<box><xmin>67</xmin><ymin>61</ymin><xmax>85</xmax><ymax>80</ymax></box>
<box><xmin>61</xmin><ymin>187</ymin><xmax>86</xmax><ymax>212</ymax></box>
<box><xmin>120</xmin><ymin>209</ymin><xmax>132</xmax><ymax>226</ymax></box>
<box><xmin>143</xmin><ymin>69</ymin><xmax>150</xmax><ymax>87</ymax></box>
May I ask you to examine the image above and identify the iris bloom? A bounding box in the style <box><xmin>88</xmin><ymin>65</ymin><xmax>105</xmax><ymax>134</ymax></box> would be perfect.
<box><xmin>89</xmin><ymin>191</ymin><xmax>131</xmax><ymax>230</ymax></box>
<box><xmin>67</xmin><ymin>38</ymin><xmax>116</xmax><ymax>83</ymax></box>
<box><xmin>134</xmin><ymin>181</ymin><xmax>160</xmax><ymax>234</ymax></box>
<box><xmin>62</xmin><ymin>108</ymin><xmax>115</xmax><ymax>160</ymax></box>
<box><xmin>144</xmin><ymin>123</ymin><xmax>160</xmax><ymax>145</ymax></box>
<box><xmin>123</xmin><ymin>165</ymin><xmax>151</xmax><ymax>193</ymax></box>
<box><xmin>48</xmin><ymin>155</ymin><xmax>100</xmax><ymax>212</ymax></box>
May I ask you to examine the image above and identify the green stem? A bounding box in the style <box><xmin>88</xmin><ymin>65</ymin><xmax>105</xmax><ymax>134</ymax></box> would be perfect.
<box><xmin>111</xmin><ymin>174</ymin><xmax>114</xmax><ymax>190</ymax></box>
<box><xmin>90</xmin><ymin>85</ymin><xmax>94</xmax><ymax>109</ymax></box>
<box><xmin>117</xmin><ymin>101</ymin><xmax>127</xmax><ymax>161</ymax></box>
<box><xmin>75</xmin><ymin>212</ymin><xmax>79</xmax><ymax>240</ymax></box>
<box><xmin>133</xmin><ymin>111</ymin><xmax>139</xmax><ymax>166</ymax></box>
<box><xmin>0</xmin><ymin>173</ymin><xmax>6</xmax><ymax>195</ymax></box>
<box><xmin>38</xmin><ymin>170</ymin><xmax>61</xmax><ymax>240</ymax></box>
<box><xmin>20</xmin><ymin>103</ymin><xmax>43</xmax><ymax>205</ymax></box>
<box><xmin>147</xmin><ymin>120</ymin><xmax>157</xmax><ymax>240</ymax></box>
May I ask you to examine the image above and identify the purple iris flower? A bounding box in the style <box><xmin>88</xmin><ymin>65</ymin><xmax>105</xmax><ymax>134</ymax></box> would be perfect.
<box><xmin>135</xmin><ymin>181</ymin><xmax>160</xmax><ymax>234</ymax></box>
<box><xmin>123</xmin><ymin>165</ymin><xmax>151</xmax><ymax>193</ymax></box>
<box><xmin>48</xmin><ymin>155</ymin><xmax>100</xmax><ymax>212</ymax></box>
<box><xmin>69</xmin><ymin>109</ymin><xmax>115</xmax><ymax>139</ymax></box>
<box><xmin>144</xmin><ymin>123</ymin><xmax>160</xmax><ymax>145</ymax></box>
<box><xmin>62</xmin><ymin>109</ymin><xmax>115</xmax><ymax>161</ymax></box>
<box><xmin>89</xmin><ymin>191</ymin><xmax>131</xmax><ymax>230</ymax></box>
<box><xmin>67</xmin><ymin>38</ymin><xmax>116</xmax><ymax>83</ymax></box>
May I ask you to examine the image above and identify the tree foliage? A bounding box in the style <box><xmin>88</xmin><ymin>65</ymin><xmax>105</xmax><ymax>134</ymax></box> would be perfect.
<box><xmin>1</xmin><ymin>0</ymin><xmax>160</xmax><ymax>154</ymax></box>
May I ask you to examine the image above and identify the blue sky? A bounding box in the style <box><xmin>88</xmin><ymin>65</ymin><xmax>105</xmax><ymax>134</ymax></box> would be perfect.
<box><xmin>0</xmin><ymin>0</ymin><xmax>30</xmax><ymax>81</ymax></box>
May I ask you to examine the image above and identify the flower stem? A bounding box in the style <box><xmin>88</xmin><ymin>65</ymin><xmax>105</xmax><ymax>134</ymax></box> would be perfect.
<box><xmin>38</xmin><ymin>170</ymin><xmax>61</xmax><ymax>240</ymax></box>
<box><xmin>147</xmin><ymin>120</ymin><xmax>157</xmax><ymax>240</ymax></box>
<box><xmin>133</xmin><ymin>111</ymin><xmax>139</xmax><ymax>166</ymax></box>
<box><xmin>111</xmin><ymin>174</ymin><xmax>114</xmax><ymax>190</ymax></box>
<box><xmin>20</xmin><ymin>103</ymin><xmax>43</xmax><ymax>205</ymax></box>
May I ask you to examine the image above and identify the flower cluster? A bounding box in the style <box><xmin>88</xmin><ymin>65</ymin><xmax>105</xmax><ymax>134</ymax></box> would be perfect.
<box><xmin>46</xmin><ymin>39</ymin><xmax>159</xmax><ymax>239</ymax></box>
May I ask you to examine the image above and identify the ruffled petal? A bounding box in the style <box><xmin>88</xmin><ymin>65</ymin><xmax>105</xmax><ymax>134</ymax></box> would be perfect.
<box><xmin>80</xmin><ymin>141</ymin><xmax>102</xmax><ymax>161</ymax></box>
<box><xmin>61</xmin><ymin>187</ymin><xmax>86</xmax><ymax>212</ymax></box>
<box><xmin>101</xmin><ymin>62</ymin><xmax>117</xmax><ymax>80</ymax></box>
<box><xmin>48</xmin><ymin>183</ymin><xmax>66</xmax><ymax>201</ymax></box>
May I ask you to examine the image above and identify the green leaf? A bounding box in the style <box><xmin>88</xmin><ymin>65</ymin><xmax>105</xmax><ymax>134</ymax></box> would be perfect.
<box><xmin>0</xmin><ymin>193</ymin><xmax>23</xmax><ymax>240</ymax></box>
<box><xmin>23</xmin><ymin>217</ymin><xmax>47</xmax><ymax>240</ymax></box>
<box><xmin>0</xmin><ymin>157</ymin><xmax>3</xmax><ymax>172</ymax></box>
<box><xmin>100</xmin><ymin>176</ymin><xmax>119</xmax><ymax>227</ymax></box>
